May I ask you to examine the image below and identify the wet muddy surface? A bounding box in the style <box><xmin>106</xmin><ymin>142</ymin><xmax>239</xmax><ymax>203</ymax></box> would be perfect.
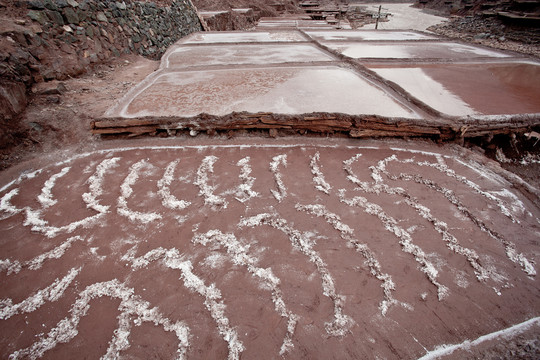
<box><xmin>111</xmin><ymin>66</ymin><xmax>419</xmax><ymax>118</ymax></box>
<box><xmin>324</xmin><ymin>41</ymin><xmax>511</xmax><ymax>60</ymax></box>
<box><xmin>0</xmin><ymin>137</ymin><xmax>538</xmax><ymax>359</ymax></box>
<box><xmin>305</xmin><ymin>30</ymin><xmax>437</xmax><ymax>42</ymax></box>
<box><xmin>370</xmin><ymin>62</ymin><xmax>540</xmax><ymax>116</ymax></box>
<box><xmin>164</xmin><ymin>43</ymin><xmax>335</xmax><ymax>68</ymax></box>
<box><xmin>183</xmin><ymin>31</ymin><xmax>306</xmax><ymax>44</ymax></box>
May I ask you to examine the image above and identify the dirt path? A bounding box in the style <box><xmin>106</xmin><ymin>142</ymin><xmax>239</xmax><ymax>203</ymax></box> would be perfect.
<box><xmin>359</xmin><ymin>3</ymin><xmax>448</xmax><ymax>31</ymax></box>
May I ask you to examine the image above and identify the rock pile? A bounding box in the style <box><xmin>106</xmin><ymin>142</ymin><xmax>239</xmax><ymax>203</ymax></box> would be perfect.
<box><xmin>428</xmin><ymin>15</ymin><xmax>540</xmax><ymax>58</ymax></box>
<box><xmin>0</xmin><ymin>0</ymin><xmax>202</xmax><ymax>120</ymax></box>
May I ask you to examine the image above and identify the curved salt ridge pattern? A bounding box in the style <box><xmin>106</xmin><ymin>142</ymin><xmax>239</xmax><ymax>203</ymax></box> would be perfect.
<box><xmin>37</xmin><ymin>167</ymin><xmax>71</xmax><ymax>208</ymax></box>
<box><xmin>0</xmin><ymin>188</ymin><xmax>22</xmax><ymax>220</ymax></box>
<box><xmin>416</xmin><ymin>159</ymin><xmax>521</xmax><ymax>224</ymax></box>
<box><xmin>192</xmin><ymin>229</ymin><xmax>299</xmax><ymax>355</ymax></box>
<box><xmin>310</xmin><ymin>152</ymin><xmax>332</xmax><ymax>194</ymax></box>
<box><xmin>22</xmin><ymin>165</ymin><xmax>107</xmax><ymax>238</ymax></box>
<box><xmin>338</xmin><ymin>190</ymin><xmax>449</xmax><ymax>301</ymax></box>
<box><xmin>157</xmin><ymin>160</ymin><xmax>192</xmax><ymax>210</ymax></box>
<box><xmin>378</xmin><ymin>156</ymin><xmax>535</xmax><ymax>277</ymax></box>
<box><xmin>234</xmin><ymin>157</ymin><xmax>260</xmax><ymax>203</ymax></box>
<box><xmin>295</xmin><ymin>203</ymin><xmax>406</xmax><ymax>315</ymax></box>
<box><xmin>370</xmin><ymin>155</ymin><xmax>491</xmax><ymax>281</ymax></box>
<box><xmin>239</xmin><ymin>213</ymin><xmax>355</xmax><ymax>337</ymax></box>
<box><xmin>270</xmin><ymin>154</ymin><xmax>288</xmax><ymax>202</ymax></box>
<box><xmin>0</xmin><ymin>267</ymin><xmax>81</xmax><ymax>320</ymax></box>
<box><xmin>345</xmin><ymin>154</ymin><xmax>492</xmax><ymax>282</ymax></box>
<box><xmin>126</xmin><ymin>247</ymin><xmax>244</xmax><ymax>360</ymax></box>
<box><xmin>83</xmin><ymin>157</ymin><xmax>121</xmax><ymax>213</ymax></box>
<box><xmin>0</xmin><ymin>236</ymin><xmax>86</xmax><ymax>275</ymax></box>
<box><xmin>194</xmin><ymin>156</ymin><xmax>229</xmax><ymax>209</ymax></box>
<box><xmin>9</xmin><ymin>279</ymin><xmax>190</xmax><ymax>360</ymax></box>
<box><xmin>118</xmin><ymin>160</ymin><xmax>163</xmax><ymax>224</ymax></box>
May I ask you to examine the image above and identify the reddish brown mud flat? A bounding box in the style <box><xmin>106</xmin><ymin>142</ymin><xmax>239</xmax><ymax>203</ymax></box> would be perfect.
<box><xmin>369</xmin><ymin>62</ymin><xmax>540</xmax><ymax>117</ymax></box>
<box><xmin>0</xmin><ymin>137</ymin><xmax>538</xmax><ymax>359</ymax></box>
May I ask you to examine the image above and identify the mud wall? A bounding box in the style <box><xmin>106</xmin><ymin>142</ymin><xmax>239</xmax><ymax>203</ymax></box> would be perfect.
<box><xmin>0</xmin><ymin>0</ymin><xmax>203</xmax><ymax>120</ymax></box>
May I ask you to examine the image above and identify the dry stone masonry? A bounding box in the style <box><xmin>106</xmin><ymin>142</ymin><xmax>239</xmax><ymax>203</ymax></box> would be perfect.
<box><xmin>0</xmin><ymin>0</ymin><xmax>202</xmax><ymax>119</ymax></box>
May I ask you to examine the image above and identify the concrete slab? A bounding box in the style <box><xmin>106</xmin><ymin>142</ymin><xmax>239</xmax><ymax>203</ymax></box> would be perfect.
<box><xmin>163</xmin><ymin>44</ymin><xmax>335</xmax><ymax>69</ymax></box>
<box><xmin>109</xmin><ymin>66</ymin><xmax>420</xmax><ymax>118</ymax></box>
<box><xmin>370</xmin><ymin>62</ymin><xmax>540</xmax><ymax>116</ymax></box>
<box><xmin>323</xmin><ymin>41</ymin><xmax>512</xmax><ymax>60</ymax></box>
<box><xmin>183</xmin><ymin>31</ymin><xmax>306</xmax><ymax>44</ymax></box>
<box><xmin>306</xmin><ymin>30</ymin><xmax>437</xmax><ymax>41</ymax></box>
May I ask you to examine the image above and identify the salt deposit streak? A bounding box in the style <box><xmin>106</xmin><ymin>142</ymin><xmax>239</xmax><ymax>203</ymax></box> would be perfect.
<box><xmin>9</xmin><ymin>280</ymin><xmax>190</xmax><ymax>360</ymax></box>
<box><xmin>193</xmin><ymin>230</ymin><xmax>298</xmax><ymax>355</ymax></box>
<box><xmin>0</xmin><ymin>236</ymin><xmax>86</xmax><ymax>275</ymax></box>
<box><xmin>117</xmin><ymin>160</ymin><xmax>162</xmax><ymax>224</ymax></box>
<box><xmin>0</xmin><ymin>189</ymin><xmax>22</xmax><ymax>220</ymax></box>
<box><xmin>127</xmin><ymin>248</ymin><xmax>244</xmax><ymax>360</ymax></box>
<box><xmin>345</xmin><ymin>154</ymin><xmax>490</xmax><ymax>282</ymax></box>
<box><xmin>239</xmin><ymin>213</ymin><xmax>355</xmax><ymax>337</ymax></box>
<box><xmin>270</xmin><ymin>155</ymin><xmax>288</xmax><ymax>202</ymax></box>
<box><xmin>295</xmin><ymin>204</ymin><xmax>402</xmax><ymax>315</ymax></box>
<box><xmin>173</xmin><ymin>259</ymin><xmax>244</xmax><ymax>360</ymax></box>
<box><xmin>416</xmin><ymin>159</ymin><xmax>520</xmax><ymax>223</ymax></box>
<box><xmin>37</xmin><ymin>167</ymin><xmax>70</xmax><ymax>208</ymax></box>
<box><xmin>338</xmin><ymin>190</ymin><xmax>449</xmax><ymax>300</ymax></box>
<box><xmin>234</xmin><ymin>157</ymin><xmax>260</xmax><ymax>203</ymax></box>
<box><xmin>388</xmin><ymin>168</ymin><xmax>536</xmax><ymax>277</ymax></box>
<box><xmin>157</xmin><ymin>160</ymin><xmax>191</xmax><ymax>210</ymax></box>
<box><xmin>23</xmin><ymin>205</ymin><xmax>103</xmax><ymax>239</ymax></box>
<box><xmin>418</xmin><ymin>317</ymin><xmax>540</xmax><ymax>360</ymax></box>
<box><xmin>373</xmin><ymin>155</ymin><xmax>490</xmax><ymax>281</ymax></box>
<box><xmin>0</xmin><ymin>267</ymin><xmax>80</xmax><ymax>320</ymax></box>
<box><xmin>194</xmin><ymin>156</ymin><xmax>228</xmax><ymax>209</ymax></box>
<box><xmin>310</xmin><ymin>152</ymin><xmax>331</xmax><ymax>194</ymax></box>
<box><xmin>82</xmin><ymin>157</ymin><xmax>121</xmax><ymax>213</ymax></box>
<box><xmin>21</xmin><ymin>161</ymin><xmax>113</xmax><ymax>237</ymax></box>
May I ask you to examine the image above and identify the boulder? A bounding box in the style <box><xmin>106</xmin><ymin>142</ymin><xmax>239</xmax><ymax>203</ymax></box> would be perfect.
<box><xmin>0</xmin><ymin>81</ymin><xmax>27</xmax><ymax>120</ymax></box>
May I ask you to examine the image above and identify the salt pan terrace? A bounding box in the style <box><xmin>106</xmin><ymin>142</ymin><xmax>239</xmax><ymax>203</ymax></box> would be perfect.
<box><xmin>105</xmin><ymin>29</ymin><xmax>540</xmax><ymax>122</ymax></box>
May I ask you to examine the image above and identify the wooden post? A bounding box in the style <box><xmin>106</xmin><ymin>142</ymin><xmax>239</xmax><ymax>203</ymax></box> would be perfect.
<box><xmin>375</xmin><ymin>5</ymin><xmax>381</xmax><ymax>29</ymax></box>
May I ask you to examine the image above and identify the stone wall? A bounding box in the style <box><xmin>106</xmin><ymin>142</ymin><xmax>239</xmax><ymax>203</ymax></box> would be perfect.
<box><xmin>0</xmin><ymin>0</ymin><xmax>203</xmax><ymax>119</ymax></box>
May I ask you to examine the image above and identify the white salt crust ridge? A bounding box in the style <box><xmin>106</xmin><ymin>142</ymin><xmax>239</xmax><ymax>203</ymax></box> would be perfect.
<box><xmin>416</xmin><ymin>159</ymin><xmax>520</xmax><ymax>223</ymax></box>
<box><xmin>0</xmin><ymin>188</ymin><xmax>22</xmax><ymax>220</ymax></box>
<box><xmin>157</xmin><ymin>160</ymin><xmax>192</xmax><ymax>210</ymax></box>
<box><xmin>194</xmin><ymin>156</ymin><xmax>229</xmax><ymax>209</ymax></box>
<box><xmin>377</xmin><ymin>156</ymin><xmax>535</xmax><ymax>277</ymax></box>
<box><xmin>310</xmin><ymin>152</ymin><xmax>331</xmax><ymax>194</ymax></box>
<box><xmin>0</xmin><ymin>267</ymin><xmax>81</xmax><ymax>320</ymax></box>
<box><xmin>338</xmin><ymin>190</ymin><xmax>449</xmax><ymax>301</ymax></box>
<box><xmin>0</xmin><ymin>236</ymin><xmax>86</xmax><ymax>275</ymax></box>
<box><xmin>117</xmin><ymin>160</ymin><xmax>163</xmax><ymax>224</ymax></box>
<box><xmin>37</xmin><ymin>167</ymin><xmax>71</xmax><ymax>208</ymax></box>
<box><xmin>418</xmin><ymin>316</ymin><xmax>540</xmax><ymax>360</ymax></box>
<box><xmin>82</xmin><ymin>157</ymin><xmax>121</xmax><ymax>213</ymax></box>
<box><xmin>126</xmin><ymin>248</ymin><xmax>244</xmax><ymax>360</ymax></box>
<box><xmin>371</xmin><ymin>155</ymin><xmax>491</xmax><ymax>281</ymax></box>
<box><xmin>270</xmin><ymin>154</ymin><xmax>288</xmax><ymax>202</ymax></box>
<box><xmin>234</xmin><ymin>157</ymin><xmax>260</xmax><ymax>203</ymax></box>
<box><xmin>9</xmin><ymin>279</ymin><xmax>190</xmax><ymax>360</ymax></box>
<box><xmin>193</xmin><ymin>230</ymin><xmax>299</xmax><ymax>355</ymax></box>
<box><xmin>239</xmin><ymin>213</ymin><xmax>355</xmax><ymax>337</ymax></box>
<box><xmin>295</xmin><ymin>203</ymin><xmax>407</xmax><ymax>315</ymax></box>
<box><xmin>345</xmin><ymin>154</ymin><xmax>492</xmax><ymax>282</ymax></box>
<box><xmin>22</xmin><ymin>164</ymin><xmax>109</xmax><ymax>238</ymax></box>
